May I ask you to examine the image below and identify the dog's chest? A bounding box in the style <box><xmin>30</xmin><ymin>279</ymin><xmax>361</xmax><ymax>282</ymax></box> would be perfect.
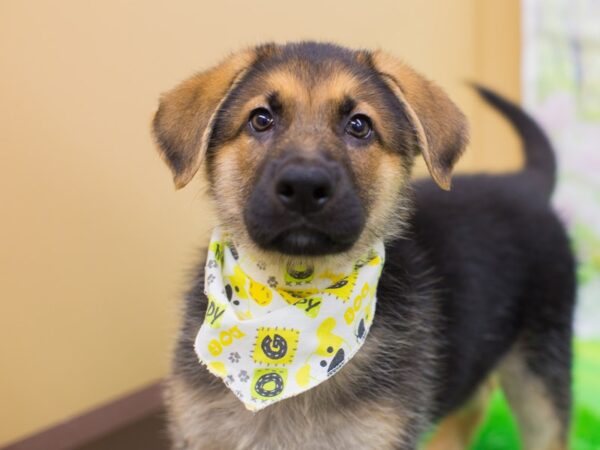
<box><xmin>166</xmin><ymin>331</ymin><xmax>409</xmax><ymax>450</ymax></box>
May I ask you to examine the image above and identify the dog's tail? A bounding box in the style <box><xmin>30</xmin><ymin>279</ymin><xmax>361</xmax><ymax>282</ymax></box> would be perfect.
<box><xmin>473</xmin><ymin>85</ymin><xmax>556</xmax><ymax>199</ymax></box>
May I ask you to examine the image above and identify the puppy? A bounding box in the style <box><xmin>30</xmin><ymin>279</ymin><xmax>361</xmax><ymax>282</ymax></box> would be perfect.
<box><xmin>152</xmin><ymin>42</ymin><xmax>575</xmax><ymax>450</ymax></box>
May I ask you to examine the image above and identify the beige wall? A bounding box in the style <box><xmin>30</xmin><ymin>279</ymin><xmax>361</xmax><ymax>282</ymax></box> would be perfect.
<box><xmin>0</xmin><ymin>0</ymin><xmax>520</xmax><ymax>445</ymax></box>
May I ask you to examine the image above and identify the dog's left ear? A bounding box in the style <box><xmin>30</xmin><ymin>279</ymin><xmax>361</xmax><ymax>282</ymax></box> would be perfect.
<box><xmin>152</xmin><ymin>48</ymin><xmax>258</xmax><ymax>189</ymax></box>
<box><xmin>371</xmin><ymin>51</ymin><xmax>469</xmax><ymax>190</ymax></box>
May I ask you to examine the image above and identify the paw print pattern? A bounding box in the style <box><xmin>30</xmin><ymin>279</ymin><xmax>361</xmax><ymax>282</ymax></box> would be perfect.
<box><xmin>267</xmin><ymin>276</ymin><xmax>278</xmax><ymax>288</ymax></box>
<box><xmin>228</xmin><ymin>352</ymin><xmax>241</xmax><ymax>363</ymax></box>
<box><xmin>238</xmin><ymin>370</ymin><xmax>249</xmax><ymax>382</ymax></box>
<box><xmin>257</xmin><ymin>261</ymin><xmax>267</xmax><ymax>270</ymax></box>
<box><xmin>206</xmin><ymin>274</ymin><xmax>215</xmax><ymax>285</ymax></box>
<box><xmin>207</xmin><ymin>259</ymin><xmax>218</xmax><ymax>269</ymax></box>
<box><xmin>226</xmin><ymin>374</ymin><xmax>235</xmax><ymax>384</ymax></box>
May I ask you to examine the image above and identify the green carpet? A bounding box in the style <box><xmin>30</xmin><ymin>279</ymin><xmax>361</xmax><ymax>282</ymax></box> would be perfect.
<box><xmin>470</xmin><ymin>341</ymin><xmax>600</xmax><ymax>450</ymax></box>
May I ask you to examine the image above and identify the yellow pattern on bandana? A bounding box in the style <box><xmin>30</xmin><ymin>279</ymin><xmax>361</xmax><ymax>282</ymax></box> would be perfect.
<box><xmin>195</xmin><ymin>228</ymin><xmax>385</xmax><ymax>411</ymax></box>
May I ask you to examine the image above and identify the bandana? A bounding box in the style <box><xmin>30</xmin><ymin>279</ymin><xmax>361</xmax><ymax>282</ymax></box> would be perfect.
<box><xmin>194</xmin><ymin>228</ymin><xmax>385</xmax><ymax>411</ymax></box>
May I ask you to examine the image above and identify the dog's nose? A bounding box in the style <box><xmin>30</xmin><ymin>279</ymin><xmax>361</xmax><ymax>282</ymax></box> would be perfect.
<box><xmin>275</xmin><ymin>164</ymin><xmax>335</xmax><ymax>214</ymax></box>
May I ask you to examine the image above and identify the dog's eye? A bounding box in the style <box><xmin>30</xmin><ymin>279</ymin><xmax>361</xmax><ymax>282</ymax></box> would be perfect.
<box><xmin>345</xmin><ymin>114</ymin><xmax>372</xmax><ymax>139</ymax></box>
<box><xmin>249</xmin><ymin>108</ymin><xmax>274</xmax><ymax>132</ymax></box>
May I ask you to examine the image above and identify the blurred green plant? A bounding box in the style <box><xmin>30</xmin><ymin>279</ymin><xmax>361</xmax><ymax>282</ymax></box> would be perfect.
<box><xmin>572</xmin><ymin>223</ymin><xmax>600</xmax><ymax>286</ymax></box>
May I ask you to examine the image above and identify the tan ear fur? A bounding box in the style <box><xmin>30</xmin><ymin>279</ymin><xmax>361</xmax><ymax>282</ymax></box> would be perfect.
<box><xmin>152</xmin><ymin>49</ymin><xmax>257</xmax><ymax>189</ymax></box>
<box><xmin>371</xmin><ymin>51</ymin><xmax>469</xmax><ymax>190</ymax></box>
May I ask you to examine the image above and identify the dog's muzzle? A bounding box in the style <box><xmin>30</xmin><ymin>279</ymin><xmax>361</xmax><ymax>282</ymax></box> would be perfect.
<box><xmin>244</xmin><ymin>153</ymin><xmax>365</xmax><ymax>255</ymax></box>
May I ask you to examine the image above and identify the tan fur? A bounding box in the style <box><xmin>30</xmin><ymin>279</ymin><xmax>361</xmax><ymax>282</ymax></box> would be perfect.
<box><xmin>165</xmin><ymin>335</ymin><xmax>409</xmax><ymax>450</ymax></box>
<box><xmin>153</xmin><ymin>48</ymin><xmax>257</xmax><ymax>188</ymax></box>
<box><xmin>264</xmin><ymin>68</ymin><xmax>311</xmax><ymax>106</ymax></box>
<box><xmin>498</xmin><ymin>346</ymin><xmax>568</xmax><ymax>450</ymax></box>
<box><xmin>426</xmin><ymin>378</ymin><xmax>495</xmax><ymax>450</ymax></box>
<box><xmin>371</xmin><ymin>51</ymin><xmax>469</xmax><ymax>190</ymax></box>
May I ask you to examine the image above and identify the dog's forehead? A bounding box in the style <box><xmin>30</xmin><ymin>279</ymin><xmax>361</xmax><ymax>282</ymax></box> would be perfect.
<box><xmin>236</xmin><ymin>59</ymin><xmax>391</xmax><ymax>117</ymax></box>
<box><xmin>260</xmin><ymin>66</ymin><xmax>363</xmax><ymax>107</ymax></box>
<box><xmin>234</xmin><ymin>43</ymin><xmax>371</xmax><ymax>103</ymax></box>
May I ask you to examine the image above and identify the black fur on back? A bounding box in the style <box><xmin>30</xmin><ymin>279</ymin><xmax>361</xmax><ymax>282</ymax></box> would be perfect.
<box><xmin>406</xmin><ymin>88</ymin><xmax>575</xmax><ymax>416</ymax></box>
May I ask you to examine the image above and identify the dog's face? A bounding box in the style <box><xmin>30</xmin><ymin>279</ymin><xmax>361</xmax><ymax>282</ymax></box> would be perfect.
<box><xmin>153</xmin><ymin>43</ymin><xmax>468</xmax><ymax>259</ymax></box>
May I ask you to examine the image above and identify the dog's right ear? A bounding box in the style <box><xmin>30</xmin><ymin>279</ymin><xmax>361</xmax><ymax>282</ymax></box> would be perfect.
<box><xmin>152</xmin><ymin>49</ymin><xmax>258</xmax><ymax>189</ymax></box>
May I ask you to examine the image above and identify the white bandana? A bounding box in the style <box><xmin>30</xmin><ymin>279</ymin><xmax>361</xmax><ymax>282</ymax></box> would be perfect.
<box><xmin>194</xmin><ymin>228</ymin><xmax>385</xmax><ymax>411</ymax></box>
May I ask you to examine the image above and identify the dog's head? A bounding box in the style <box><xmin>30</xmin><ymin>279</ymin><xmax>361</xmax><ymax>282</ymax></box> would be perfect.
<box><xmin>153</xmin><ymin>42</ymin><xmax>468</xmax><ymax>259</ymax></box>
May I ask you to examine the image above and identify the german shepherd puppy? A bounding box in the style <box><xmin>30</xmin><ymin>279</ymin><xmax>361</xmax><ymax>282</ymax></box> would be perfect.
<box><xmin>152</xmin><ymin>42</ymin><xmax>575</xmax><ymax>450</ymax></box>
